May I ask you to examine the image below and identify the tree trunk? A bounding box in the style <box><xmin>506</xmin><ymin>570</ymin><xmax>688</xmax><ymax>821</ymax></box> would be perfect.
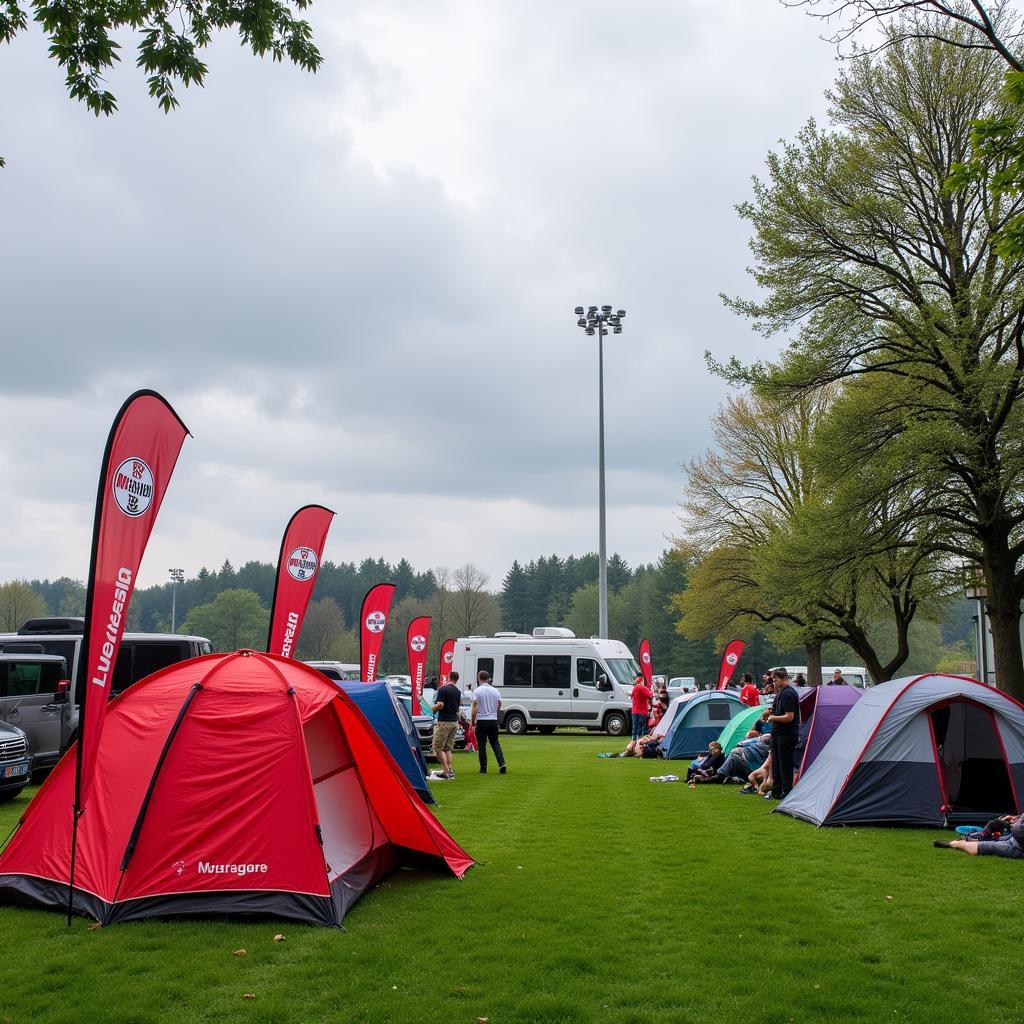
<box><xmin>804</xmin><ymin>640</ymin><xmax>822</xmax><ymax>686</ymax></box>
<box><xmin>983</xmin><ymin>555</ymin><xmax>1024</xmax><ymax>701</ymax></box>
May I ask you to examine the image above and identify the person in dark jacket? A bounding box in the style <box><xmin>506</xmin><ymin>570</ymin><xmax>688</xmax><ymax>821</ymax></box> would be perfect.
<box><xmin>765</xmin><ymin>668</ymin><xmax>800</xmax><ymax>799</ymax></box>
<box><xmin>686</xmin><ymin>742</ymin><xmax>724</xmax><ymax>783</ymax></box>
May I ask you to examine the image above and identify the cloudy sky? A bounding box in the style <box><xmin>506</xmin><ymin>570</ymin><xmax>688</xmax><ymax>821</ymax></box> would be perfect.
<box><xmin>0</xmin><ymin>1</ymin><xmax>836</xmax><ymax>590</ymax></box>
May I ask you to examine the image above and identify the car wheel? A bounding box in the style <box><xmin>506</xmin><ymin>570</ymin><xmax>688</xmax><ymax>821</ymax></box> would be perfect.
<box><xmin>0</xmin><ymin>788</ymin><xmax>24</xmax><ymax>803</ymax></box>
<box><xmin>604</xmin><ymin>711</ymin><xmax>628</xmax><ymax>737</ymax></box>
<box><xmin>505</xmin><ymin>711</ymin><xmax>528</xmax><ymax>736</ymax></box>
<box><xmin>537</xmin><ymin>725</ymin><xmax>556</xmax><ymax>735</ymax></box>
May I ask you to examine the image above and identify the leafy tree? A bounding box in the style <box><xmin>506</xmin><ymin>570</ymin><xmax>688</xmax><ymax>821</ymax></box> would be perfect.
<box><xmin>183</xmin><ymin>588</ymin><xmax>268</xmax><ymax>652</ymax></box>
<box><xmin>450</xmin><ymin>564</ymin><xmax>500</xmax><ymax>638</ymax></box>
<box><xmin>564</xmin><ymin>582</ymin><xmax>630</xmax><ymax>641</ymax></box>
<box><xmin>606</xmin><ymin>553</ymin><xmax>632</xmax><ymax>594</ymax></box>
<box><xmin>719</xmin><ymin>30</ymin><xmax>1024</xmax><ymax>695</ymax></box>
<box><xmin>0</xmin><ymin>580</ymin><xmax>48</xmax><ymax>631</ymax></box>
<box><xmin>791</xmin><ymin>2</ymin><xmax>1022</xmax><ymax>69</ymax></box>
<box><xmin>0</xmin><ymin>2</ymin><xmax>321</xmax><ymax>117</ymax></box>
<box><xmin>295</xmin><ymin>597</ymin><xmax>355</xmax><ymax>663</ymax></box>
<box><xmin>500</xmin><ymin>560</ymin><xmax>530</xmax><ymax>633</ymax></box>
<box><xmin>676</xmin><ymin>388</ymin><xmax>947</xmax><ymax>681</ymax></box>
<box><xmin>1</xmin><ymin>1</ymin><xmax>322</xmax><ymax>166</ymax></box>
<box><xmin>393</xmin><ymin>559</ymin><xmax>416</xmax><ymax>603</ymax></box>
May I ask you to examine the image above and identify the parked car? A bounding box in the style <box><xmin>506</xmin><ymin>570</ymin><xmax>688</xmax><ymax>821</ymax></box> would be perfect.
<box><xmin>0</xmin><ymin>618</ymin><xmax>212</xmax><ymax>762</ymax></box>
<box><xmin>667</xmin><ymin>676</ymin><xmax>698</xmax><ymax>700</ymax></box>
<box><xmin>0</xmin><ymin>720</ymin><xmax>32</xmax><ymax>801</ymax></box>
<box><xmin>0</xmin><ymin>653</ymin><xmax>71</xmax><ymax>775</ymax></box>
<box><xmin>303</xmin><ymin>660</ymin><xmax>361</xmax><ymax>682</ymax></box>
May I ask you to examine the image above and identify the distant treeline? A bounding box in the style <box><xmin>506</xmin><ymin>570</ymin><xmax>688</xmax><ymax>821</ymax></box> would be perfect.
<box><xmin>14</xmin><ymin>548</ymin><xmax>976</xmax><ymax>682</ymax></box>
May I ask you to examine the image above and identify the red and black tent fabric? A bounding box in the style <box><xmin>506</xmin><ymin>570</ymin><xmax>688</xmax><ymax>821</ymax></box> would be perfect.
<box><xmin>0</xmin><ymin>651</ymin><xmax>472</xmax><ymax>926</ymax></box>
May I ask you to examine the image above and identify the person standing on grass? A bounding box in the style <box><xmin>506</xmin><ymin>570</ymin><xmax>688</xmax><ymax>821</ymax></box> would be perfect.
<box><xmin>739</xmin><ymin>673</ymin><xmax>760</xmax><ymax>708</ymax></box>
<box><xmin>764</xmin><ymin>667</ymin><xmax>799</xmax><ymax>800</ymax></box>
<box><xmin>431</xmin><ymin>671</ymin><xmax>462</xmax><ymax>780</ymax></box>
<box><xmin>630</xmin><ymin>673</ymin><xmax>652</xmax><ymax>747</ymax></box>
<box><xmin>471</xmin><ymin>670</ymin><xmax>507</xmax><ymax>774</ymax></box>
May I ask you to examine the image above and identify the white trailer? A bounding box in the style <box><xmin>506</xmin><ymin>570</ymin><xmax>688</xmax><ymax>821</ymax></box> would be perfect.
<box><xmin>451</xmin><ymin>627</ymin><xmax>641</xmax><ymax>736</ymax></box>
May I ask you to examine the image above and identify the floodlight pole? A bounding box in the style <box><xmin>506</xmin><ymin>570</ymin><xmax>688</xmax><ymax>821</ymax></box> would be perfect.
<box><xmin>598</xmin><ymin>318</ymin><xmax>607</xmax><ymax>641</ymax></box>
<box><xmin>574</xmin><ymin>305</ymin><xmax>626</xmax><ymax>640</ymax></box>
<box><xmin>169</xmin><ymin>568</ymin><xmax>184</xmax><ymax>633</ymax></box>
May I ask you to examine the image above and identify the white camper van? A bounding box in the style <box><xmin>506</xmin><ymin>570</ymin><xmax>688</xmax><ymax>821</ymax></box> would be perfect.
<box><xmin>451</xmin><ymin>628</ymin><xmax>640</xmax><ymax>736</ymax></box>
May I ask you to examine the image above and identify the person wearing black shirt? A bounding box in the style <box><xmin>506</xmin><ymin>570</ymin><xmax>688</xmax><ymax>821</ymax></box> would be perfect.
<box><xmin>766</xmin><ymin>668</ymin><xmax>800</xmax><ymax>799</ymax></box>
<box><xmin>431</xmin><ymin>671</ymin><xmax>463</xmax><ymax>780</ymax></box>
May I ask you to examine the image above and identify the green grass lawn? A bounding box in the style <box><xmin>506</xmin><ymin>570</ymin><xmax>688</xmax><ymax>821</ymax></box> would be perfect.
<box><xmin>0</xmin><ymin>734</ymin><xmax>1020</xmax><ymax>1024</ymax></box>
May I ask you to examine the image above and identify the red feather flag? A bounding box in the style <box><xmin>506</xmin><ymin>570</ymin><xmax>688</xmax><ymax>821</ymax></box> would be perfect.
<box><xmin>439</xmin><ymin>638</ymin><xmax>456</xmax><ymax>683</ymax></box>
<box><xmin>75</xmin><ymin>391</ymin><xmax>190</xmax><ymax>817</ymax></box>
<box><xmin>406</xmin><ymin>616</ymin><xmax>431</xmax><ymax>715</ymax></box>
<box><xmin>717</xmin><ymin>639</ymin><xmax>746</xmax><ymax>690</ymax></box>
<box><xmin>638</xmin><ymin>639</ymin><xmax>653</xmax><ymax>686</ymax></box>
<box><xmin>69</xmin><ymin>390</ymin><xmax>189</xmax><ymax>923</ymax></box>
<box><xmin>266</xmin><ymin>505</ymin><xmax>335</xmax><ymax>658</ymax></box>
<box><xmin>359</xmin><ymin>583</ymin><xmax>396</xmax><ymax>682</ymax></box>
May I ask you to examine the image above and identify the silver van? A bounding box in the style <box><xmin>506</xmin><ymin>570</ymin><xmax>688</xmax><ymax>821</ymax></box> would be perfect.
<box><xmin>0</xmin><ymin>653</ymin><xmax>71</xmax><ymax>774</ymax></box>
<box><xmin>0</xmin><ymin>617</ymin><xmax>212</xmax><ymax>766</ymax></box>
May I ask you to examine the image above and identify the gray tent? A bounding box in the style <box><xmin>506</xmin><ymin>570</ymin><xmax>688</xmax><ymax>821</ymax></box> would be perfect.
<box><xmin>777</xmin><ymin>674</ymin><xmax>1024</xmax><ymax>827</ymax></box>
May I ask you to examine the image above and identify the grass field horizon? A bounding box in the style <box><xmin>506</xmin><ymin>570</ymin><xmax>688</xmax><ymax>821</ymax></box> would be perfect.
<box><xmin>1</xmin><ymin>734</ymin><xmax>1020</xmax><ymax>1023</ymax></box>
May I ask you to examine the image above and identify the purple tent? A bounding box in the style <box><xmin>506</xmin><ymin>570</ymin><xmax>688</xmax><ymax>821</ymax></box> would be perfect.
<box><xmin>800</xmin><ymin>685</ymin><xmax>863</xmax><ymax>774</ymax></box>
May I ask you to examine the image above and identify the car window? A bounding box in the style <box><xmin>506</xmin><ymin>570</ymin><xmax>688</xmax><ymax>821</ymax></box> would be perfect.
<box><xmin>0</xmin><ymin>661</ymin><xmax>65</xmax><ymax>696</ymax></box>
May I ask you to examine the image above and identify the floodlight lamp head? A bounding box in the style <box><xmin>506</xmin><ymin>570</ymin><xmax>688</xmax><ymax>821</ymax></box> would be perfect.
<box><xmin>601</xmin><ymin>305</ymin><xmax>612</xmax><ymax>313</ymax></box>
<box><xmin>588</xmin><ymin>305</ymin><xmax>598</xmax><ymax>313</ymax></box>
<box><xmin>613</xmin><ymin>326</ymin><xmax>623</xmax><ymax>334</ymax></box>
<box><xmin>617</xmin><ymin>309</ymin><xmax>626</xmax><ymax>318</ymax></box>
<box><xmin>586</xmin><ymin>327</ymin><xmax>595</xmax><ymax>335</ymax></box>
<box><xmin>577</xmin><ymin>318</ymin><xmax>586</xmax><ymax>327</ymax></box>
<box><xmin>574</xmin><ymin>306</ymin><xmax>584</xmax><ymax>316</ymax></box>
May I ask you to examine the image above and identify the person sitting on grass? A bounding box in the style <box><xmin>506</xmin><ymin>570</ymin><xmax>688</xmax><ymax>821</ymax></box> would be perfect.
<box><xmin>713</xmin><ymin>733</ymin><xmax>771</xmax><ymax>785</ymax></box>
<box><xmin>740</xmin><ymin>752</ymin><xmax>773</xmax><ymax>795</ymax></box>
<box><xmin>636</xmin><ymin>732</ymin><xmax>663</xmax><ymax>758</ymax></box>
<box><xmin>935</xmin><ymin>813</ymin><xmax>1024</xmax><ymax>859</ymax></box>
<box><xmin>685</xmin><ymin>741</ymin><xmax>724</xmax><ymax>783</ymax></box>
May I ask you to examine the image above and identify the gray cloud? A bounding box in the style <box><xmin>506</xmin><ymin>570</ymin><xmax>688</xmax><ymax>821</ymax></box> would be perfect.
<box><xmin>0</xmin><ymin>1</ymin><xmax>836</xmax><ymax>586</ymax></box>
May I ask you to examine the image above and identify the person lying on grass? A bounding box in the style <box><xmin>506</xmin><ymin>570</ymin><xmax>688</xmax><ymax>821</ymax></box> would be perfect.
<box><xmin>935</xmin><ymin>813</ymin><xmax>1024</xmax><ymax>859</ymax></box>
<box><xmin>686</xmin><ymin>742</ymin><xmax>724</xmax><ymax>784</ymax></box>
<box><xmin>621</xmin><ymin>732</ymin><xmax>662</xmax><ymax>758</ymax></box>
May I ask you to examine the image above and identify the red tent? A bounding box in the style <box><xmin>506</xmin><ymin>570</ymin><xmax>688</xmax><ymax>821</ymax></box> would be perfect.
<box><xmin>0</xmin><ymin>651</ymin><xmax>472</xmax><ymax>926</ymax></box>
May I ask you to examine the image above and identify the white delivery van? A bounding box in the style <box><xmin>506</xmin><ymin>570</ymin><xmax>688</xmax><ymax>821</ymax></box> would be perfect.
<box><xmin>451</xmin><ymin>627</ymin><xmax>640</xmax><ymax>737</ymax></box>
<box><xmin>770</xmin><ymin>665</ymin><xmax>873</xmax><ymax>688</ymax></box>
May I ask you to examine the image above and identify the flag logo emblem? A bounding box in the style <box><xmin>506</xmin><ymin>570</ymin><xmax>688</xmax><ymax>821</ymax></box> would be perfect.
<box><xmin>287</xmin><ymin>546</ymin><xmax>319</xmax><ymax>581</ymax></box>
<box><xmin>365</xmin><ymin>611</ymin><xmax>387</xmax><ymax>633</ymax></box>
<box><xmin>726</xmin><ymin>652</ymin><xmax>739</xmax><ymax>666</ymax></box>
<box><xmin>112</xmin><ymin>457</ymin><xmax>155</xmax><ymax>517</ymax></box>
<box><xmin>410</xmin><ymin>634</ymin><xmax>427</xmax><ymax>652</ymax></box>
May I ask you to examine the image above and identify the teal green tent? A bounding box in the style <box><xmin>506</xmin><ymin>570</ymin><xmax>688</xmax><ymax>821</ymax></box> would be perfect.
<box><xmin>717</xmin><ymin>704</ymin><xmax>767</xmax><ymax>754</ymax></box>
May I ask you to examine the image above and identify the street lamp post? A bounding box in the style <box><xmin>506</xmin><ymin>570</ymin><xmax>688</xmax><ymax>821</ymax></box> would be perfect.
<box><xmin>573</xmin><ymin>304</ymin><xmax>625</xmax><ymax>639</ymax></box>
<box><xmin>169</xmin><ymin>568</ymin><xmax>185</xmax><ymax>633</ymax></box>
<box><xmin>965</xmin><ymin>568</ymin><xmax>990</xmax><ymax>685</ymax></box>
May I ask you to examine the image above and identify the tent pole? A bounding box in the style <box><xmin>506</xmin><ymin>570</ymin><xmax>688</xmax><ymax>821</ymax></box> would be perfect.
<box><xmin>66</xmin><ymin>808</ymin><xmax>81</xmax><ymax>926</ymax></box>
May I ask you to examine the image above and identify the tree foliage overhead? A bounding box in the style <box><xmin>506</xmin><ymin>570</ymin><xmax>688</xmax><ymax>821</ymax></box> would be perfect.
<box><xmin>0</xmin><ymin>0</ymin><xmax>321</xmax><ymax>153</ymax></box>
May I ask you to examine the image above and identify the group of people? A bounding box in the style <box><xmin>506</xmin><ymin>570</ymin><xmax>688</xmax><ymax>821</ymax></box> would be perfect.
<box><xmin>428</xmin><ymin>670</ymin><xmax>508</xmax><ymax>779</ymax></box>
<box><xmin>678</xmin><ymin>667</ymin><xmax>802</xmax><ymax>800</ymax></box>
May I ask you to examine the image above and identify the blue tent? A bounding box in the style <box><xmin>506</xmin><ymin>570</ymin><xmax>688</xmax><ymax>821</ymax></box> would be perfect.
<box><xmin>339</xmin><ymin>682</ymin><xmax>435</xmax><ymax>804</ymax></box>
<box><xmin>662</xmin><ymin>691</ymin><xmax>745</xmax><ymax>759</ymax></box>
